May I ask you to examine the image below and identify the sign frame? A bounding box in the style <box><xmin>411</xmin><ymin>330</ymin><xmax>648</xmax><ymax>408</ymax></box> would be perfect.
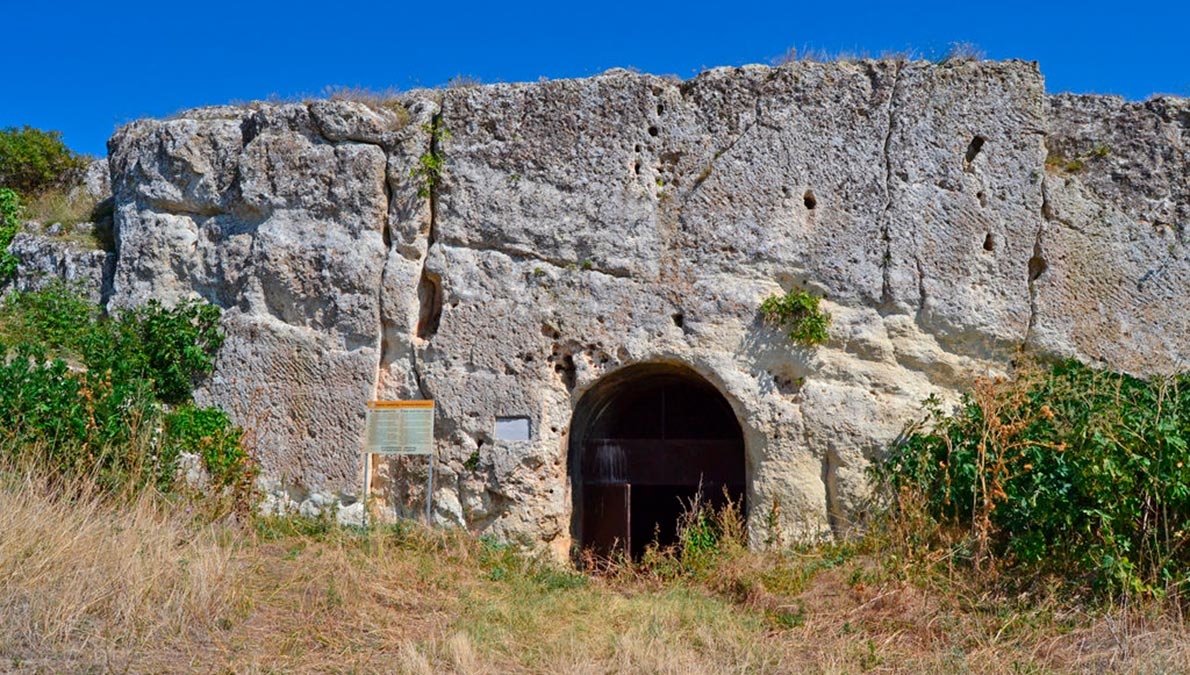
<box><xmin>362</xmin><ymin>400</ymin><xmax>436</xmax><ymax>525</ymax></box>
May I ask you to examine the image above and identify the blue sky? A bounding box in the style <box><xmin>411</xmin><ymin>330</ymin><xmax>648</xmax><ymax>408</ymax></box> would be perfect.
<box><xmin>4</xmin><ymin>0</ymin><xmax>1188</xmax><ymax>157</ymax></box>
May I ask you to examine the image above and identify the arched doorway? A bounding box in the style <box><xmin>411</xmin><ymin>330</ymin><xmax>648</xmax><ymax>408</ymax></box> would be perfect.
<box><xmin>569</xmin><ymin>363</ymin><xmax>746</xmax><ymax>559</ymax></box>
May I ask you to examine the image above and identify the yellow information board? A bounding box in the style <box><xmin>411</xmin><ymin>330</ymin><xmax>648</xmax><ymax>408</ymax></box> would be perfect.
<box><xmin>363</xmin><ymin>400</ymin><xmax>437</xmax><ymax>525</ymax></box>
<box><xmin>364</xmin><ymin>400</ymin><xmax>435</xmax><ymax>455</ymax></box>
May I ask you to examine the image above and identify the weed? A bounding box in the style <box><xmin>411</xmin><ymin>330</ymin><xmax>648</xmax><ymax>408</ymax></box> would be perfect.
<box><xmin>766</xmin><ymin>602</ymin><xmax>806</xmax><ymax>629</ymax></box>
<box><xmin>463</xmin><ymin>449</ymin><xmax>480</xmax><ymax>471</ymax></box>
<box><xmin>446</xmin><ymin>74</ymin><xmax>483</xmax><ymax>89</ymax></box>
<box><xmin>942</xmin><ymin>41</ymin><xmax>986</xmax><ymax>62</ymax></box>
<box><xmin>760</xmin><ymin>288</ymin><xmax>832</xmax><ymax>346</ymax></box>
<box><xmin>411</xmin><ymin>117</ymin><xmax>449</xmax><ymax>199</ymax></box>
<box><xmin>320</xmin><ymin>85</ymin><xmax>411</xmax><ymax>127</ymax></box>
<box><xmin>1046</xmin><ymin>145</ymin><xmax>1110</xmax><ymax>175</ymax></box>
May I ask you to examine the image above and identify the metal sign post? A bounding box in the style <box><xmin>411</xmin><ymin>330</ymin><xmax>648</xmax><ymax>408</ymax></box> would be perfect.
<box><xmin>363</xmin><ymin>400</ymin><xmax>435</xmax><ymax>526</ymax></box>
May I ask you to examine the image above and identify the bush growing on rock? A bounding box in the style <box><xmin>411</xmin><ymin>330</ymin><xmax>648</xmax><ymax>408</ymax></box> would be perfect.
<box><xmin>0</xmin><ymin>187</ymin><xmax>21</xmax><ymax>280</ymax></box>
<box><xmin>882</xmin><ymin>360</ymin><xmax>1190</xmax><ymax>598</ymax></box>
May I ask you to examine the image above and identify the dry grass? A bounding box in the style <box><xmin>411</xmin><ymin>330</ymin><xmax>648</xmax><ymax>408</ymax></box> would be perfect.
<box><xmin>22</xmin><ymin>188</ymin><xmax>99</xmax><ymax>229</ymax></box>
<box><xmin>0</xmin><ymin>469</ymin><xmax>238</xmax><ymax>672</ymax></box>
<box><xmin>1</xmin><ymin>470</ymin><xmax>1188</xmax><ymax>673</ymax></box>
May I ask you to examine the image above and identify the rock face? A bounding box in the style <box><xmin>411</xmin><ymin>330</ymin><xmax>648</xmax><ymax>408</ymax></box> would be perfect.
<box><xmin>5</xmin><ymin>222</ymin><xmax>113</xmax><ymax>303</ymax></box>
<box><xmin>36</xmin><ymin>60</ymin><xmax>1190</xmax><ymax>553</ymax></box>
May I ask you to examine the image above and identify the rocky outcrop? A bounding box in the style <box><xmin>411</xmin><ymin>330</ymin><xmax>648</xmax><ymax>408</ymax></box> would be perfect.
<box><xmin>3</xmin><ymin>159</ymin><xmax>115</xmax><ymax>303</ymax></box>
<box><xmin>4</xmin><ymin>222</ymin><xmax>113</xmax><ymax>303</ymax></box>
<box><xmin>32</xmin><ymin>60</ymin><xmax>1186</xmax><ymax>552</ymax></box>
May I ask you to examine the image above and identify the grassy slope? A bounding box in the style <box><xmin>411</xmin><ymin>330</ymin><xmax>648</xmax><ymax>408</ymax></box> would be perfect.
<box><xmin>2</xmin><ymin>473</ymin><xmax>1188</xmax><ymax>674</ymax></box>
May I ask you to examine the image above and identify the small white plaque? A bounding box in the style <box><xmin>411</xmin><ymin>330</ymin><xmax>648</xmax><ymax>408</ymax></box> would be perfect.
<box><xmin>494</xmin><ymin>416</ymin><xmax>531</xmax><ymax>441</ymax></box>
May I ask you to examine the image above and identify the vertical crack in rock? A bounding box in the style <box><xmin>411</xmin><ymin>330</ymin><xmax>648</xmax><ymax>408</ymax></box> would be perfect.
<box><xmin>409</xmin><ymin>109</ymin><xmax>445</xmax><ymax>400</ymax></box>
<box><xmin>98</xmin><ymin>160</ymin><xmax>120</xmax><ymax>310</ymax></box>
<box><xmin>878</xmin><ymin>62</ymin><xmax>904</xmax><ymax>309</ymax></box>
<box><xmin>370</xmin><ymin>149</ymin><xmax>396</xmax><ymax>402</ymax></box>
<box><xmin>913</xmin><ymin>256</ymin><xmax>927</xmax><ymax>321</ymax></box>
<box><xmin>821</xmin><ymin>449</ymin><xmax>841</xmax><ymax>537</ymax></box>
<box><xmin>1024</xmin><ymin>177</ymin><xmax>1053</xmax><ymax>350</ymax></box>
<box><xmin>415</xmin><ymin>112</ymin><xmax>445</xmax><ymax>342</ymax></box>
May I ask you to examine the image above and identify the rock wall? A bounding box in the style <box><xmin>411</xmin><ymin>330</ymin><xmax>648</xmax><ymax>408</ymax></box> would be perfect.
<box><xmin>18</xmin><ymin>59</ymin><xmax>1187</xmax><ymax>553</ymax></box>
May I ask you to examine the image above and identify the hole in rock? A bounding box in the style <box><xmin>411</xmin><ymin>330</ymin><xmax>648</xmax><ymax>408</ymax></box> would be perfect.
<box><xmin>657</xmin><ymin>103</ymin><xmax>665</xmax><ymax>115</ymax></box>
<box><xmin>977</xmin><ymin>191</ymin><xmax>987</xmax><ymax>207</ymax></box>
<box><xmin>671</xmin><ymin>312</ymin><xmax>684</xmax><ymax>328</ymax></box>
<box><xmin>803</xmin><ymin>190</ymin><xmax>817</xmax><ymax>210</ymax></box>
<box><xmin>1028</xmin><ymin>254</ymin><xmax>1048</xmax><ymax>281</ymax></box>
<box><xmin>555</xmin><ymin>354</ymin><xmax>577</xmax><ymax>389</ymax></box>
<box><xmin>964</xmin><ymin>136</ymin><xmax>985</xmax><ymax>172</ymax></box>
<box><xmin>983</xmin><ymin>233</ymin><xmax>995</xmax><ymax>251</ymax></box>
<box><xmin>415</xmin><ymin>270</ymin><xmax>443</xmax><ymax>340</ymax></box>
<box><xmin>648</xmin><ymin>126</ymin><xmax>659</xmax><ymax>137</ymax></box>
<box><xmin>569</xmin><ymin>363</ymin><xmax>745</xmax><ymax>560</ymax></box>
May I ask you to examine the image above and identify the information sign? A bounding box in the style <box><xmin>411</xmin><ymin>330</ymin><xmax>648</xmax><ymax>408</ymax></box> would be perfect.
<box><xmin>363</xmin><ymin>400</ymin><xmax>436</xmax><ymax>525</ymax></box>
<box><xmin>365</xmin><ymin>400</ymin><xmax>435</xmax><ymax>455</ymax></box>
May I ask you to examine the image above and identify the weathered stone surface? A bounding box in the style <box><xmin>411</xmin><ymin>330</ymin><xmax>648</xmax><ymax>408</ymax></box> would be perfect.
<box><xmin>82</xmin><ymin>158</ymin><xmax>111</xmax><ymax>202</ymax></box>
<box><xmin>1031</xmin><ymin>95</ymin><xmax>1190</xmax><ymax>374</ymax></box>
<box><xmin>4</xmin><ymin>223</ymin><xmax>113</xmax><ymax>303</ymax></box>
<box><xmin>84</xmin><ymin>62</ymin><xmax>1188</xmax><ymax>553</ymax></box>
<box><xmin>107</xmin><ymin>99</ymin><xmax>431</xmax><ymax>505</ymax></box>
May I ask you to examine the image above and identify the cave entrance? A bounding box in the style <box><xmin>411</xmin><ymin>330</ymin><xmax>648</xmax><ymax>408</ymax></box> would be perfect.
<box><xmin>569</xmin><ymin>363</ymin><xmax>746</xmax><ymax>560</ymax></box>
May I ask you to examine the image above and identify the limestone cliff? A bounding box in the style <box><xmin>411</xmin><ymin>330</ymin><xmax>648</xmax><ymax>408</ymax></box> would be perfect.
<box><xmin>11</xmin><ymin>59</ymin><xmax>1188</xmax><ymax>552</ymax></box>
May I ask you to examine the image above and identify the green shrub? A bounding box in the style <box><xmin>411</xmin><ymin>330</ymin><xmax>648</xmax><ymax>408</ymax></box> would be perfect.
<box><xmin>0</xmin><ymin>279</ymin><xmax>98</xmax><ymax>352</ymax></box>
<box><xmin>0</xmin><ymin>126</ymin><xmax>87</xmax><ymax>197</ymax></box>
<box><xmin>0</xmin><ymin>187</ymin><xmax>21</xmax><ymax>280</ymax></box>
<box><xmin>760</xmin><ymin>289</ymin><xmax>831</xmax><ymax>346</ymax></box>
<box><xmin>164</xmin><ymin>404</ymin><xmax>254</xmax><ymax>491</ymax></box>
<box><xmin>882</xmin><ymin>360</ymin><xmax>1190</xmax><ymax>598</ymax></box>
<box><xmin>0</xmin><ymin>283</ymin><xmax>247</xmax><ymax>496</ymax></box>
<box><xmin>120</xmin><ymin>299</ymin><xmax>225</xmax><ymax>404</ymax></box>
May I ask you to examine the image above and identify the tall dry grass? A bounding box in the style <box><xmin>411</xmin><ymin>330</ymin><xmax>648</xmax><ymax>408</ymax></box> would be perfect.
<box><xmin>1</xmin><ymin>462</ymin><xmax>1188</xmax><ymax>673</ymax></box>
<box><xmin>0</xmin><ymin>468</ymin><xmax>237</xmax><ymax>670</ymax></box>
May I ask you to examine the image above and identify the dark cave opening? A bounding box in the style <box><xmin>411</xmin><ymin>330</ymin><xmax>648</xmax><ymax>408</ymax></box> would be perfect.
<box><xmin>569</xmin><ymin>363</ymin><xmax>746</xmax><ymax>560</ymax></box>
